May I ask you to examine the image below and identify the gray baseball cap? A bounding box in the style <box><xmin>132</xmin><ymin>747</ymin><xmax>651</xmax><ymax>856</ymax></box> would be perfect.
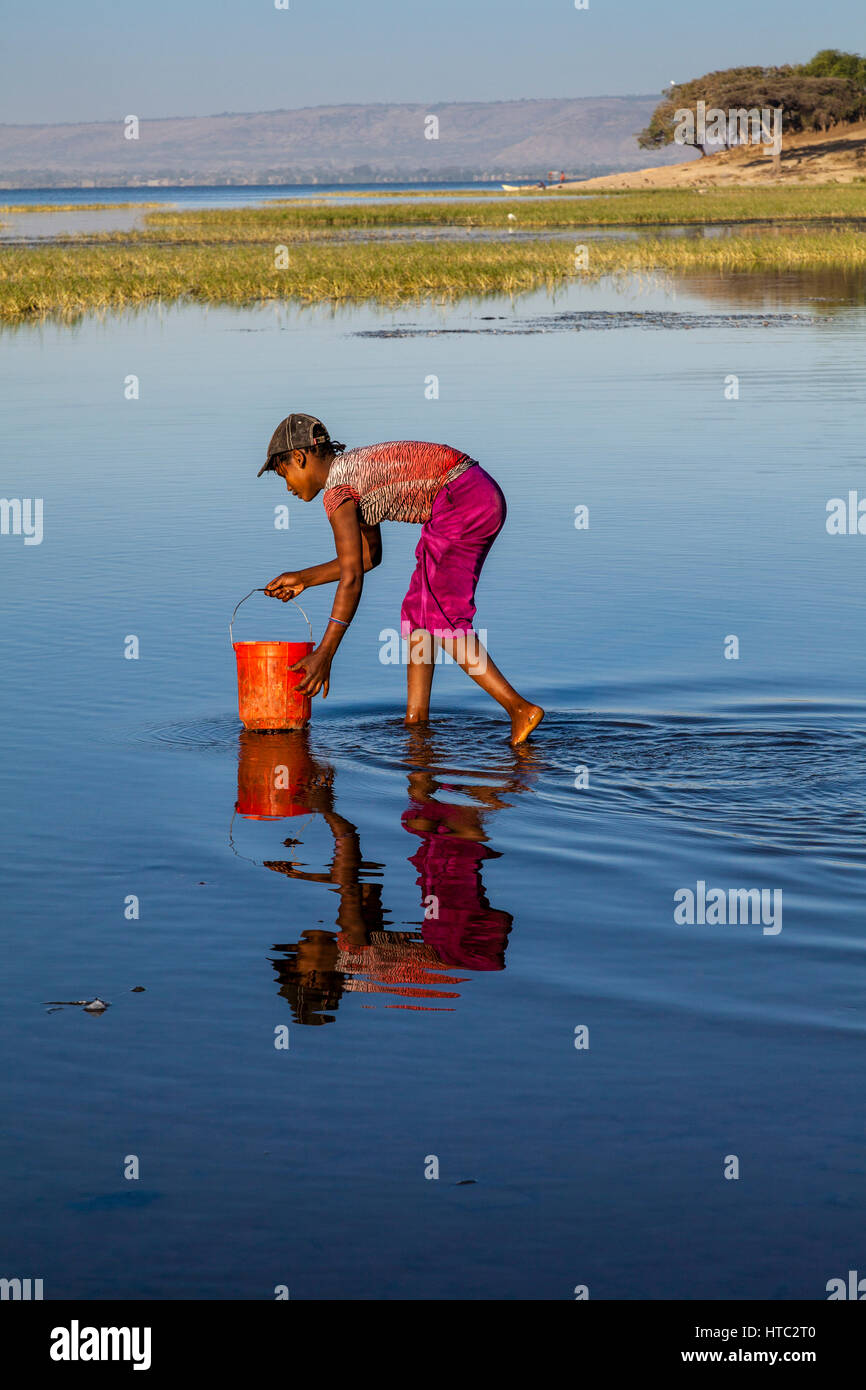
<box><xmin>258</xmin><ymin>413</ymin><xmax>342</xmax><ymax>476</ymax></box>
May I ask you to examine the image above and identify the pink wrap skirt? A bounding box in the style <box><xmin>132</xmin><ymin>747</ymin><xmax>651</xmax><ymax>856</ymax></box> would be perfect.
<box><xmin>400</xmin><ymin>464</ymin><xmax>506</xmax><ymax>636</ymax></box>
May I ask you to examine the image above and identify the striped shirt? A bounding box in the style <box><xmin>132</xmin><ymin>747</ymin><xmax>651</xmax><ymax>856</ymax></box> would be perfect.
<box><xmin>322</xmin><ymin>441</ymin><xmax>476</xmax><ymax>525</ymax></box>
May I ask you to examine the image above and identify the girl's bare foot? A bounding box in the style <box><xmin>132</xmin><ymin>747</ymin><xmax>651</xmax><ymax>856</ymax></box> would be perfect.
<box><xmin>510</xmin><ymin>702</ymin><xmax>544</xmax><ymax>745</ymax></box>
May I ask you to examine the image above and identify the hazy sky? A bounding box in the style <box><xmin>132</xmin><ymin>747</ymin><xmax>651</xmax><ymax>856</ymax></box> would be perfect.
<box><xmin>2</xmin><ymin>0</ymin><xmax>861</xmax><ymax>125</ymax></box>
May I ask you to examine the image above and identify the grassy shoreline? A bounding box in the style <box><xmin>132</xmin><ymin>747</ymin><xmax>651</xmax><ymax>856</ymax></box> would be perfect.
<box><xmin>1</xmin><ymin>187</ymin><xmax>864</xmax><ymax>321</ymax></box>
<box><xmin>134</xmin><ymin>186</ymin><xmax>866</xmax><ymax>236</ymax></box>
<box><xmin>0</xmin><ymin>201</ymin><xmax>166</xmax><ymax>214</ymax></box>
<box><xmin>3</xmin><ymin>229</ymin><xmax>865</xmax><ymax>321</ymax></box>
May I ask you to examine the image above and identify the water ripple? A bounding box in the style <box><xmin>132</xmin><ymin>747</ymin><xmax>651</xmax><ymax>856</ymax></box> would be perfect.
<box><xmin>140</xmin><ymin>705</ymin><xmax>866</xmax><ymax>866</ymax></box>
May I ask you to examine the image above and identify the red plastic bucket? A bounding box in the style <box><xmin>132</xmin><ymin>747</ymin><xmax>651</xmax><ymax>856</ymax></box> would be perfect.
<box><xmin>235</xmin><ymin>730</ymin><xmax>313</xmax><ymax>819</ymax></box>
<box><xmin>230</xmin><ymin>590</ymin><xmax>314</xmax><ymax>732</ymax></box>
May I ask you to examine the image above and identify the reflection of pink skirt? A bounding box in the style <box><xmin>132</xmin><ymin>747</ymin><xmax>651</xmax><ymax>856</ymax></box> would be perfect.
<box><xmin>400</xmin><ymin>465</ymin><xmax>506</xmax><ymax>635</ymax></box>
<box><xmin>403</xmin><ymin>799</ymin><xmax>512</xmax><ymax>971</ymax></box>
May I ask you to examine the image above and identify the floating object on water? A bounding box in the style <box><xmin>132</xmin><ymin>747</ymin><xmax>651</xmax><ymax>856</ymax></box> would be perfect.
<box><xmin>44</xmin><ymin>997</ymin><xmax>110</xmax><ymax>1013</ymax></box>
<box><xmin>231</xmin><ymin>589</ymin><xmax>314</xmax><ymax>731</ymax></box>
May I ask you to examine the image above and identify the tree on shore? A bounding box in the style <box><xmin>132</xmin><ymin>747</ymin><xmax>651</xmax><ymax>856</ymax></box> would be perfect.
<box><xmin>800</xmin><ymin>49</ymin><xmax>866</xmax><ymax>87</ymax></box>
<box><xmin>637</xmin><ymin>52</ymin><xmax>866</xmax><ymax>156</ymax></box>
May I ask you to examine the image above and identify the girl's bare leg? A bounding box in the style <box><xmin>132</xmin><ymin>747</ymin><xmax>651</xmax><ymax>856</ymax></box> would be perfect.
<box><xmin>405</xmin><ymin>628</ymin><xmax>435</xmax><ymax>724</ymax></box>
<box><xmin>436</xmin><ymin>630</ymin><xmax>544</xmax><ymax>745</ymax></box>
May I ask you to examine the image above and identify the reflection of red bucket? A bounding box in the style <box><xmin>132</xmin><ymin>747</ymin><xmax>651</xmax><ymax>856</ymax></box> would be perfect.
<box><xmin>236</xmin><ymin>730</ymin><xmax>313</xmax><ymax>819</ymax></box>
<box><xmin>230</xmin><ymin>591</ymin><xmax>314</xmax><ymax>731</ymax></box>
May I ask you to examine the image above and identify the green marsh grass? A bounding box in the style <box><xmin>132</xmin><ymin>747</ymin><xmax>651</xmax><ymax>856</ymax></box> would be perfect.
<box><xmin>3</xmin><ymin>230</ymin><xmax>866</xmax><ymax>321</ymax></box>
<box><xmin>0</xmin><ymin>201</ymin><xmax>166</xmax><ymax>214</ymax></box>
<box><xmin>137</xmin><ymin>185</ymin><xmax>866</xmax><ymax>237</ymax></box>
<box><xmin>290</xmin><ymin>187</ymin><xmax>536</xmax><ymax>199</ymax></box>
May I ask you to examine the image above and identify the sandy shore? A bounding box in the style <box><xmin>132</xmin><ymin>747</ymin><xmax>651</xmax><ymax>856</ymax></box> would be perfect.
<box><xmin>557</xmin><ymin>122</ymin><xmax>866</xmax><ymax>191</ymax></box>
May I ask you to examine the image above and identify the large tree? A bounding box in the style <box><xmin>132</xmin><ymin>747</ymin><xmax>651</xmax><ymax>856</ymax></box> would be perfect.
<box><xmin>637</xmin><ymin>53</ymin><xmax>866</xmax><ymax>155</ymax></box>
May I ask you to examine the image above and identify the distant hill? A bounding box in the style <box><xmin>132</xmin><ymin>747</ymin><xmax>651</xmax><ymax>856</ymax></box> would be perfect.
<box><xmin>0</xmin><ymin>96</ymin><xmax>700</xmax><ymax>186</ymax></box>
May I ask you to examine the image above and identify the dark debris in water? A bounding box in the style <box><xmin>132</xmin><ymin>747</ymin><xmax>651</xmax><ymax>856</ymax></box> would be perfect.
<box><xmin>44</xmin><ymin>997</ymin><xmax>110</xmax><ymax>1014</ymax></box>
<box><xmin>44</xmin><ymin>989</ymin><xmax>146</xmax><ymax>1012</ymax></box>
<box><xmin>354</xmin><ymin>310</ymin><xmax>813</xmax><ymax>337</ymax></box>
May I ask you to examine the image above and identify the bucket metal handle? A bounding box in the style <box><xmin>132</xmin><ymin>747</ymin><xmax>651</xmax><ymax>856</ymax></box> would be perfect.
<box><xmin>230</xmin><ymin>588</ymin><xmax>313</xmax><ymax>646</ymax></box>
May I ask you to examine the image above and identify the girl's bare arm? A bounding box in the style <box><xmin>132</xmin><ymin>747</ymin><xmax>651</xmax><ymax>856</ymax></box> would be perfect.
<box><xmin>289</xmin><ymin>502</ymin><xmax>372</xmax><ymax>697</ymax></box>
<box><xmin>266</xmin><ymin>521</ymin><xmax>381</xmax><ymax>599</ymax></box>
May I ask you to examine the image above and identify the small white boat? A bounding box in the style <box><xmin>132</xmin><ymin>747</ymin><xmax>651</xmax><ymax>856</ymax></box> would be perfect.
<box><xmin>501</xmin><ymin>183</ymin><xmax>523</xmax><ymax>191</ymax></box>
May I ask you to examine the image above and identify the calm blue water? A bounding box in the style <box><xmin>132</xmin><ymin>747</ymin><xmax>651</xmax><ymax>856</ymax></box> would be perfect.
<box><xmin>2</xmin><ymin>181</ymin><xmax>509</xmax><ymax>208</ymax></box>
<box><xmin>0</xmin><ymin>182</ymin><xmax>593</xmax><ymax>242</ymax></box>
<box><xmin>1</xmin><ymin>272</ymin><xmax>865</xmax><ymax>1300</ymax></box>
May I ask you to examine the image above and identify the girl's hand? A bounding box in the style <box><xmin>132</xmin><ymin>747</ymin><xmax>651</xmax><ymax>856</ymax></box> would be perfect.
<box><xmin>290</xmin><ymin>646</ymin><xmax>332</xmax><ymax>698</ymax></box>
<box><xmin>265</xmin><ymin>571</ymin><xmax>306</xmax><ymax>601</ymax></box>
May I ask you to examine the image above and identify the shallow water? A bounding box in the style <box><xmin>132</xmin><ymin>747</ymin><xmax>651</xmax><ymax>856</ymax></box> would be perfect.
<box><xmin>0</xmin><ymin>180</ymin><xmax>511</xmax><ymax>209</ymax></box>
<box><xmin>0</xmin><ymin>180</ymin><xmax>590</xmax><ymax>241</ymax></box>
<box><xmin>1</xmin><ymin>272</ymin><xmax>864</xmax><ymax>1299</ymax></box>
<box><xmin>0</xmin><ymin>208</ymin><xmax>155</xmax><ymax>241</ymax></box>
<box><xmin>5</xmin><ymin>214</ymin><xmax>862</xmax><ymax>249</ymax></box>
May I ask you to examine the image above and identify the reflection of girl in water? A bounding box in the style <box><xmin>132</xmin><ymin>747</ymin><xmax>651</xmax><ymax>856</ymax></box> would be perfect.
<box><xmin>251</xmin><ymin>728</ymin><xmax>527</xmax><ymax>1021</ymax></box>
